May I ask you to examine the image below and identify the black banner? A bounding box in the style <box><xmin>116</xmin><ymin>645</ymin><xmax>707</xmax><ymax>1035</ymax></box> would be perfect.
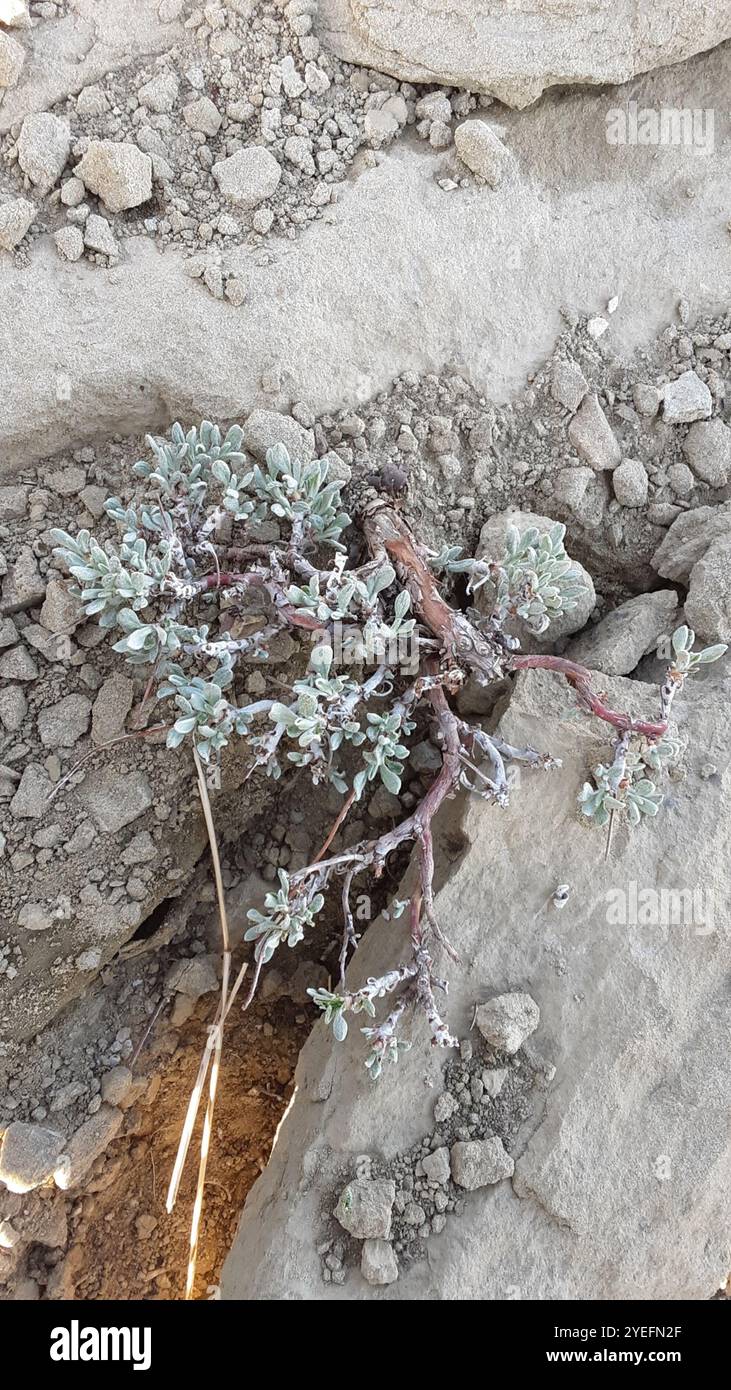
<box><xmin>1</xmin><ymin>1298</ymin><xmax>726</xmax><ymax>1377</ymax></box>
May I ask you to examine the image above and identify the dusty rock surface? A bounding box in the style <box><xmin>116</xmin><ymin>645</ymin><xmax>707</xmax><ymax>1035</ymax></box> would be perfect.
<box><xmin>2</xmin><ymin>40</ymin><xmax>731</xmax><ymax>468</ymax></box>
<box><xmin>222</xmin><ymin>667</ymin><xmax>731</xmax><ymax>1299</ymax></box>
<box><xmin>317</xmin><ymin>0</ymin><xmax>731</xmax><ymax>107</ymax></box>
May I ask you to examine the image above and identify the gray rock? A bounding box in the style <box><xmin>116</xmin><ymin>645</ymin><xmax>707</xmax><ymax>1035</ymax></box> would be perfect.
<box><xmin>18</xmin><ymin>113</ymin><xmax>71</xmax><ymax>194</ymax></box>
<box><xmin>685</xmin><ymin>536</ymin><xmax>731</xmax><ymax>643</ymax></box>
<box><xmin>17</xmin><ymin>902</ymin><xmax>54</xmax><ymax>932</ymax></box>
<box><xmin>91</xmin><ymin>673</ymin><xmax>134</xmax><ymax>745</ymax></box>
<box><xmin>138</xmin><ymin>70</ymin><xmax>179</xmax><ymax>113</ymax></box>
<box><xmin>54</xmin><ymin>225</ymin><xmax>84</xmax><ymax>262</ymax></box>
<box><xmin>165</xmin><ymin>954</ymin><xmax>219</xmax><ymax>1000</ymax></box>
<box><xmin>567</xmin><ymin>590</ymin><xmax>678</xmax><ymax>676</ymax></box>
<box><xmin>454</xmin><ymin>120</ymin><xmax>512</xmax><ymax>187</ymax></box>
<box><xmin>119</xmin><ymin>831</ymin><xmax>157</xmax><ymax>866</ymax></box>
<box><xmin>551</xmin><ymin>359</ymin><xmax>588</xmax><ymax>413</ymax></box>
<box><xmin>84</xmin><ymin>213</ymin><xmax>119</xmax><ymax>257</ymax></box>
<box><xmin>652</xmin><ymin>503</ymin><xmax>731</xmax><ymax>583</ymax></box>
<box><xmin>475</xmin><ymin>992</ymin><xmax>540</xmax><ymax>1054</ymax></box>
<box><xmin>0</xmin><ymin>643</ymin><xmax>37</xmax><ymax>681</ymax></box>
<box><xmin>0</xmin><ymin>485</ymin><xmax>28</xmax><ymax>520</ymax></box>
<box><xmin>612</xmin><ymin>458</ymin><xmax>648</xmax><ymax>507</ymax></box>
<box><xmin>79</xmin><ymin>769</ymin><xmax>152</xmax><ymax>833</ymax></box>
<box><xmin>320</xmin><ymin>450</ymin><xmax>352</xmax><ymax>485</ymax></box>
<box><xmin>335</xmin><ymin>1178</ymin><xmax>396</xmax><ymax>1238</ymax></box>
<box><xmin>683</xmin><ymin>419</ymin><xmax>731</xmax><ymax>488</ymax></box>
<box><xmin>37</xmin><ymin>693</ymin><xmax>91</xmax><ymax>748</ymax></box>
<box><xmin>0</xmin><ymin>30</ymin><xmax>25</xmax><ymax>89</ymax></box>
<box><xmin>0</xmin><ymin>196</ymin><xmax>33</xmax><ymax>251</ymax></box>
<box><xmin>553</xmin><ymin>465</ymin><xmax>594</xmax><ymax>509</ymax></box>
<box><xmin>668</xmin><ymin>462</ymin><xmax>695</xmax><ymax>497</ymax></box>
<box><xmin>183</xmin><ymin>96</ymin><xmax>222</xmax><ymax>136</ymax></box>
<box><xmin>1</xmin><ymin>545</ymin><xmax>44</xmax><ymax>611</ymax></box>
<box><xmin>39</xmin><ymin>577</ymin><xmax>83</xmax><ymax>636</ymax></box>
<box><xmin>361</xmin><ymin>1237</ymin><xmax>399</xmax><ymax>1285</ymax></box>
<box><xmin>451</xmin><ymin>1136</ymin><xmax>514</xmax><ymax>1189</ymax></box>
<box><xmin>0</xmin><ymin>1123</ymin><xmax>65</xmax><ymax>1194</ymax></box>
<box><xmin>433</xmin><ymin>1091</ymin><xmax>458</xmax><ymax>1123</ymax></box>
<box><xmin>0</xmin><ymin>684</ymin><xmax>27</xmax><ymax>732</ymax></box>
<box><xmin>9</xmin><ymin>764</ymin><xmax>51</xmax><ymax>818</ymax></box>
<box><xmin>422</xmin><ymin>1146</ymin><xmax>450</xmax><ymax>1184</ymax></box>
<box><xmin>53</xmin><ymin>1106</ymin><xmax>123</xmax><ymax>1190</ymax></box>
<box><xmin>212</xmin><ymin>146</ymin><xmax>281</xmax><ymax>210</ymax></box>
<box><xmin>76</xmin><ymin>84</ymin><xmax>109</xmax><ymax>118</ymax></box>
<box><xmin>661</xmin><ymin>371</ymin><xmax>712</xmax><ymax>425</ymax></box>
<box><xmin>75</xmin><ymin>141</ymin><xmax>152</xmax><ymax>213</ymax></box>
<box><xmin>100</xmin><ymin>1066</ymin><xmax>134</xmax><ymax>1108</ymax></box>
<box><xmin>568</xmin><ymin>393</ymin><xmax>621</xmax><ymax>470</ymax></box>
<box><xmin>0</xmin><ymin>616</ymin><xmax>18</xmax><ymax>648</ymax></box>
<box><xmin>60</xmin><ymin>177</ymin><xmax>85</xmax><ymax>207</ymax></box>
<box><xmin>241</xmin><ymin>409</ymin><xmax>314</xmax><ymax>463</ymax></box>
<box><xmin>633</xmin><ymin>383</ymin><xmax>662</xmax><ymax>418</ymax></box>
<box><xmin>481</xmin><ymin>1068</ymin><xmax>508</xmax><ymax>1098</ymax></box>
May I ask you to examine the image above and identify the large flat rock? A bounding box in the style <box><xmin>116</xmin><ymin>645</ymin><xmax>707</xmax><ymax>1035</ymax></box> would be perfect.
<box><xmin>2</xmin><ymin>40</ymin><xmax>731</xmax><ymax>473</ymax></box>
<box><xmin>222</xmin><ymin>666</ymin><xmax>731</xmax><ymax>1299</ymax></box>
<box><xmin>319</xmin><ymin>0</ymin><xmax>731</xmax><ymax>107</ymax></box>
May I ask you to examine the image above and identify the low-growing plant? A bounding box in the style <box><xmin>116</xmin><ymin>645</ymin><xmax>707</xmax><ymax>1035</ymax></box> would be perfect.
<box><xmin>51</xmin><ymin>423</ymin><xmax>727</xmax><ymax>1082</ymax></box>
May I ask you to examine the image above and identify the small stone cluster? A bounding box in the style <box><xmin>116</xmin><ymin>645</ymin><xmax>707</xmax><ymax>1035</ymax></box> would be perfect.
<box><xmin>322</xmin><ymin>991</ymin><xmax>548</xmax><ymax>1287</ymax></box>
